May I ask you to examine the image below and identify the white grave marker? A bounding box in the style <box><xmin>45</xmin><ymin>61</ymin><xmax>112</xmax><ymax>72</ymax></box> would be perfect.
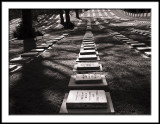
<box><xmin>66</xmin><ymin>90</ymin><xmax>107</xmax><ymax>109</ymax></box>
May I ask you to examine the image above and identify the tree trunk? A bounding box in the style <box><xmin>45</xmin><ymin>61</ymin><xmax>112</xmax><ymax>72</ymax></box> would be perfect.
<box><xmin>75</xmin><ymin>9</ymin><xmax>80</xmax><ymax>19</ymax></box>
<box><xmin>65</xmin><ymin>9</ymin><xmax>70</xmax><ymax>23</ymax></box>
<box><xmin>59</xmin><ymin>9</ymin><xmax>64</xmax><ymax>25</ymax></box>
<box><xmin>22</xmin><ymin>9</ymin><xmax>36</xmax><ymax>52</ymax></box>
<box><xmin>64</xmin><ymin>9</ymin><xmax>74</xmax><ymax>29</ymax></box>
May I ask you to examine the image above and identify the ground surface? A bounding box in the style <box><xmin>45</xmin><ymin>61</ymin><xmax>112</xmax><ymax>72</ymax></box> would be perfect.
<box><xmin>9</xmin><ymin>9</ymin><xmax>151</xmax><ymax>115</ymax></box>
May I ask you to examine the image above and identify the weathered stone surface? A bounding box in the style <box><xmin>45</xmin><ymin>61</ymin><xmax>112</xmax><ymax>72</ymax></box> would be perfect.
<box><xmin>80</xmin><ymin>50</ymin><xmax>96</xmax><ymax>55</ymax></box>
<box><xmin>136</xmin><ymin>47</ymin><xmax>151</xmax><ymax>51</ymax></box>
<box><xmin>9</xmin><ymin>64</ymin><xmax>17</xmax><ymax>71</ymax></box>
<box><xmin>10</xmin><ymin>56</ymin><xmax>31</xmax><ymax>63</ymax></box>
<box><xmin>75</xmin><ymin>74</ymin><xmax>102</xmax><ymax>83</ymax></box>
<box><xmin>21</xmin><ymin>52</ymin><xmax>39</xmax><ymax>57</ymax></box>
<box><xmin>76</xmin><ymin>62</ymin><xmax>100</xmax><ymax>70</ymax></box>
<box><xmin>144</xmin><ymin>51</ymin><xmax>151</xmax><ymax>57</ymax></box>
<box><xmin>83</xmin><ymin>47</ymin><xmax>95</xmax><ymax>50</ymax></box>
<box><xmin>83</xmin><ymin>44</ymin><xmax>95</xmax><ymax>47</ymax></box>
<box><xmin>36</xmin><ymin>45</ymin><xmax>49</xmax><ymax>49</ymax></box>
<box><xmin>30</xmin><ymin>49</ymin><xmax>44</xmax><ymax>52</ymax></box>
<box><xmin>130</xmin><ymin>43</ymin><xmax>146</xmax><ymax>47</ymax></box>
<box><xmin>59</xmin><ymin>92</ymin><xmax>115</xmax><ymax>113</ymax></box>
<box><xmin>66</xmin><ymin>90</ymin><xmax>107</xmax><ymax>109</ymax></box>
<box><xmin>78</xmin><ymin>54</ymin><xmax>97</xmax><ymax>60</ymax></box>
<box><xmin>83</xmin><ymin>42</ymin><xmax>94</xmax><ymax>44</ymax></box>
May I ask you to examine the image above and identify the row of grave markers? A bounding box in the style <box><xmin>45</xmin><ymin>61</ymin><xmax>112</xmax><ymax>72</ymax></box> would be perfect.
<box><xmin>9</xmin><ymin>34</ymin><xmax>69</xmax><ymax>73</ymax></box>
<box><xmin>110</xmin><ymin>31</ymin><xmax>151</xmax><ymax>58</ymax></box>
<box><xmin>59</xmin><ymin>20</ymin><xmax>115</xmax><ymax>114</ymax></box>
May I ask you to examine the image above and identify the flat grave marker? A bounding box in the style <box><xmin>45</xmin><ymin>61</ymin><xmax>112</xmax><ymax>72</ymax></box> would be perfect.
<box><xmin>10</xmin><ymin>56</ymin><xmax>31</xmax><ymax>63</ymax></box>
<box><xmin>68</xmin><ymin>74</ymin><xmax>108</xmax><ymax>89</ymax></box>
<box><xmin>80</xmin><ymin>50</ymin><xmax>97</xmax><ymax>55</ymax></box>
<box><xmin>59</xmin><ymin>91</ymin><xmax>114</xmax><ymax>113</ymax></box>
<box><xmin>77</xmin><ymin>54</ymin><xmax>100</xmax><ymax>62</ymax></box>
<box><xmin>82</xmin><ymin>46</ymin><xmax>96</xmax><ymax>50</ymax></box>
<box><xmin>30</xmin><ymin>49</ymin><xmax>45</xmax><ymax>52</ymax></box>
<box><xmin>126</xmin><ymin>41</ymin><xmax>139</xmax><ymax>44</ymax></box>
<box><xmin>136</xmin><ymin>47</ymin><xmax>151</xmax><ymax>51</ymax></box>
<box><xmin>66</xmin><ymin>90</ymin><xmax>107</xmax><ymax>109</ymax></box>
<box><xmin>83</xmin><ymin>41</ymin><xmax>95</xmax><ymax>44</ymax></box>
<box><xmin>82</xmin><ymin>44</ymin><xmax>96</xmax><ymax>47</ymax></box>
<box><xmin>144</xmin><ymin>51</ymin><xmax>151</xmax><ymax>57</ymax></box>
<box><xmin>130</xmin><ymin>43</ymin><xmax>146</xmax><ymax>48</ymax></box>
<box><xmin>36</xmin><ymin>45</ymin><xmax>49</xmax><ymax>49</ymax></box>
<box><xmin>73</xmin><ymin>62</ymin><xmax>103</xmax><ymax>72</ymax></box>
<box><xmin>21</xmin><ymin>52</ymin><xmax>39</xmax><ymax>57</ymax></box>
<box><xmin>9</xmin><ymin>64</ymin><xmax>17</xmax><ymax>71</ymax></box>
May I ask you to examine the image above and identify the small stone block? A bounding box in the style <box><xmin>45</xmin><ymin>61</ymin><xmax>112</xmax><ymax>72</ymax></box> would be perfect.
<box><xmin>136</xmin><ymin>47</ymin><xmax>151</xmax><ymax>51</ymax></box>
<box><xmin>144</xmin><ymin>52</ymin><xmax>151</xmax><ymax>57</ymax></box>
<box><xmin>80</xmin><ymin>50</ymin><xmax>96</xmax><ymax>55</ymax></box>
<box><xmin>36</xmin><ymin>45</ymin><xmax>49</xmax><ymax>49</ymax></box>
<box><xmin>126</xmin><ymin>41</ymin><xmax>139</xmax><ymax>44</ymax></box>
<box><xmin>59</xmin><ymin>92</ymin><xmax>114</xmax><ymax>113</ymax></box>
<box><xmin>9</xmin><ymin>64</ymin><xmax>17</xmax><ymax>71</ymax></box>
<box><xmin>82</xmin><ymin>44</ymin><xmax>96</xmax><ymax>47</ymax></box>
<box><xmin>83</xmin><ymin>42</ymin><xmax>95</xmax><ymax>44</ymax></box>
<box><xmin>10</xmin><ymin>56</ymin><xmax>31</xmax><ymax>63</ymax></box>
<box><xmin>30</xmin><ymin>49</ymin><xmax>45</xmax><ymax>52</ymax></box>
<box><xmin>54</xmin><ymin>37</ymin><xmax>62</xmax><ymax>40</ymax></box>
<box><xmin>75</xmin><ymin>74</ymin><xmax>102</xmax><ymax>83</ymax></box>
<box><xmin>83</xmin><ymin>47</ymin><xmax>96</xmax><ymax>50</ymax></box>
<box><xmin>66</xmin><ymin>90</ymin><xmax>107</xmax><ymax>109</ymax></box>
<box><xmin>73</xmin><ymin>62</ymin><xmax>103</xmax><ymax>72</ymax></box>
<box><xmin>21</xmin><ymin>52</ymin><xmax>39</xmax><ymax>57</ymax></box>
<box><xmin>78</xmin><ymin>54</ymin><xmax>97</xmax><ymax>60</ymax></box>
<box><xmin>130</xmin><ymin>43</ymin><xmax>146</xmax><ymax>47</ymax></box>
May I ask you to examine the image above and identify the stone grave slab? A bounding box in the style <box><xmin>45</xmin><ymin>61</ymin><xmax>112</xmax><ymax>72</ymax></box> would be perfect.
<box><xmin>73</xmin><ymin>62</ymin><xmax>103</xmax><ymax>72</ymax></box>
<box><xmin>21</xmin><ymin>52</ymin><xmax>39</xmax><ymax>57</ymax></box>
<box><xmin>130</xmin><ymin>43</ymin><xmax>146</xmax><ymax>48</ymax></box>
<box><xmin>9</xmin><ymin>64</ymin><xmax>17</xmax><ymax>71</ymax></box>
<box><xmin>46</xmin><ymin>40</ymin><xmax>57</xmax><ymax>44</ymax></box>
<box><xmin>10</xmin><ymin>56</ymin><xmax>31</xmax><ymax>63</ymax></box>
<box><xmin>116</xmin><ymin>37</ymin><xmax>129</xmax><ymax>40</ymax></box>
<box><xmin>68</xmin><ymin>74</ymin><xmax>107</xmax><ymax>89</ymax></box>
<box><xmin>82</xmin><ymin>46</ymin><xmax>97</xmax><ymax>50</ymax></box>
<box><xmin>82</xmin><ymin>44</ymin><xmax>96</xmax><ymax>47</ymax></box>
<box><xmin>82</xmin><ymin>41</ymin><xmax>95</xmax><ymax>44</ymax></box>
<box><xmin>36</xmin><ymin>45</ymin><xmax>49</xmax><ymax>49</ymax></box>
<box><xmin>66</xmin><ymin>90</ymin><xmax>107</xmax><ymax>109</ymax></box>
<box><xmin>76</xmin><ymin>54</ymin><xmax>100</xmax><ymax>62</ymax></box>
<box><xmin>136</xmin><ymin>47</ymin><xmax>151</xmax><ymax>52</ymax></box>
<box><xmin>83</xmin><ymin>38</ymin><xmax>94</xmax><ymax>40</ymax></box>
<box><xmin>80</xmin><ymin>50</ymin><xmax>97</xmax><ymax>55</ymax></box>
<box><xmin>121</xmin><ymin>39</ymin><xmax>131</xmax><ymax>43</ymax></box>
<box><xmin>63</xmin><ymin>33</ymin><xmax>69</xmax><ymax>36</ymax></box>
<box><xmin>144</xmin><ymin>51</ymin><xmax>151</xmax><ymax>57</ymax></box>
<box><xmin>30</xmin><ymin>49</ymin><xmax>45</xmax><ymax>52</ymax></box>
<box><xmin>126</xmin><ymin>41</ymin><xmax>139</xmax><ymax>44</ymax></box>
<box><xmin>115</xmin><ymin>34</ymin><xmax>126</xmax><ymax>37</ymax></box>
<box><xmin>111</xmin><ymin>32</ymin><xmax>120</xmax><ymax>36</ymax></box>
<box><xmin>54</xmin><ymin>37</ymin><xmax>62</xmax><ymax>40</ymax></box>
<box><xmin>59</xmin><ymin>91</ymin><xmax>114</xmax><ymax>114</ymax></box>
<box><xmin>83</xmin><ymin>39</ymin><xmax>94</xmax><ymax>42</ymax></box>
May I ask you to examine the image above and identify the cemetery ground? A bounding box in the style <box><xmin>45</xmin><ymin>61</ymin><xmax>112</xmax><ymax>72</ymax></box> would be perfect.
<box><xmin>9</xmin><ymin>10</ymin><xmax>151</xmax><ymax>115</ymax></box>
